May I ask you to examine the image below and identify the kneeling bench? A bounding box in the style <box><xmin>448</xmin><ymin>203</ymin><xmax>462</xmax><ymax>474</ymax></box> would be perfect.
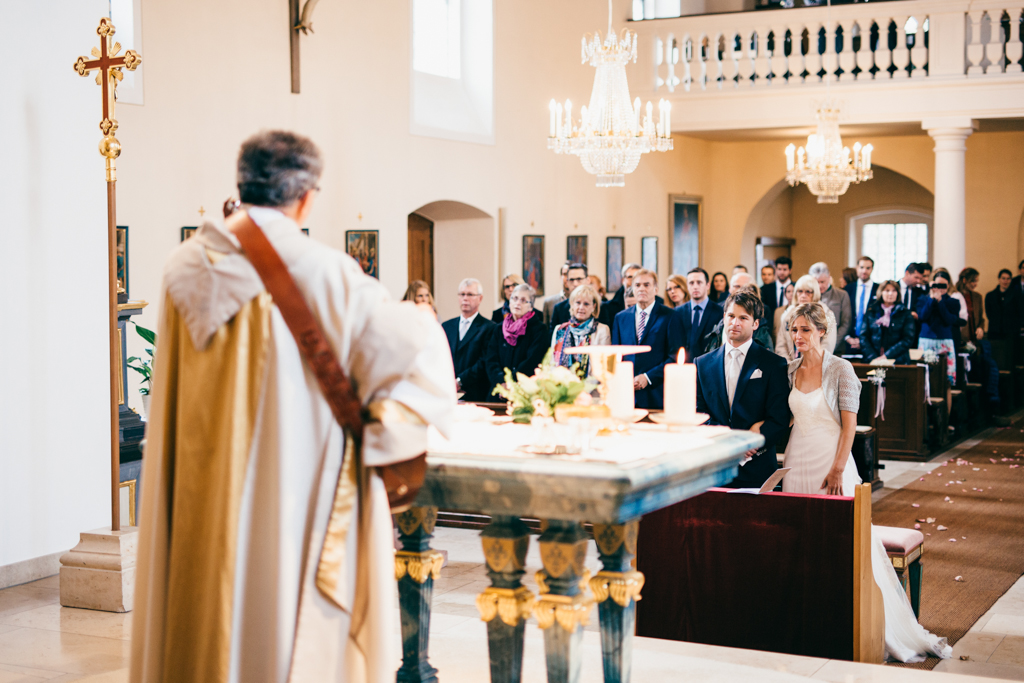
<box><xmin>875</xmin><ymin>525</ymin><xmax>924</xmax><ymax>618</ymax></box>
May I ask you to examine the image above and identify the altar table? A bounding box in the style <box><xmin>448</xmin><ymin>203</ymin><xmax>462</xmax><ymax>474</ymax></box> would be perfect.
<box><xmin>393</xmin><ymin>420</ymin><xmax>762</xmax><ymax>683</ymax></box>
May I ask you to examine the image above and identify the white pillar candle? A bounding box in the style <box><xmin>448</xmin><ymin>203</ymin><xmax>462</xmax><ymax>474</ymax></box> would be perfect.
<box><xmin>608</xmin><ymin>361</ymin><xmax>635</xmax><ymax>419</ymax></box>
<box><xmin>664</xmin><ymin>351</ymin><xmax>697</xmax><ymax>422</ymax></box>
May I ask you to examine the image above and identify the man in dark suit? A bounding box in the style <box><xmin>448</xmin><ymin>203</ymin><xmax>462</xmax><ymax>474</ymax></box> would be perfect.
<box><xmin>551</xmin><ymin>263</ymin><xmax>590</xmax><ymax>328</ymax></box>
<box><xmin>695</xmin><ymin>290</ymin><xmax>790</xmax><ymax>489</ymax></box>
<box><xmin>760</xmin><ymin>256</ymin><xmax>792</xmax><ymax>337</ymax></box>
<box><xmin>670</xmin><ymin>267</ymin><xmax>723</xmax><ymax>362</ymax></box>
<box><xmin>601</xmin><ymin>262</ymin><xmax>641</xmax><ymax>326</ymax></box>
<box><xmin>899</xmin><ymin>263</ymin><xmax>925</xmax><ymax>346</ymax></box>
<box><xmin>611</xmin><ymin>269</ymin><xmax>680</xmax><ymax>409</ymax></box>
<box><xmin>843</xmin><ymin>255</ymin><xmax>879</xmax><ymax>354</ymax></box>
<box><xmin>441</xmin><ymin>278</ymin><xmax>497</xmax><ymax>402</ymax></box>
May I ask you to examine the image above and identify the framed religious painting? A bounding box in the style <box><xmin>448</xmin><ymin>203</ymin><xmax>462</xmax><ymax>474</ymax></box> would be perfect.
<box><xmin>346</xmin><ymin>230</ymin><xmax>379</xmax><ymax>278</ymax></box>
<box><xmin>670</xmin><ymin>195</ymin><xmax>702</xmax><ymax>275</ymax></box>
<box><xmin>180</xmin><ymin>226</ymin><xmax>197</xmax><ymax>242</ymax></box>
<box><xmin>301</xmin><ymin>228</ymin><xmax>310</xmax><ymax>236</ymax></box>
<box><xmin>566</xmin><ymin>235</ymin><xmax>587</xmax><ymax>266</ymax></box>
<box><xmin>606</xmin><ymin>236</ymin><xmax>625</xmax><ymax>294</ymax></box>
<box><xmin>116</xmin><ymin>226</ymin><xmax>129</xmax><ymax>296</ymax></box>
<box><xmin>522</xmin><ymin>235</ymin><xmax>545</xmax><ymax>296</ymax></box>
<box><xmin>642</xmin><ymin>236</ymin><xmax>658</xmax><ymax>273</ymax></box>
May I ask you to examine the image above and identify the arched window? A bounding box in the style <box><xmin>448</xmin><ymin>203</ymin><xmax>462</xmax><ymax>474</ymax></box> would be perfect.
<box><xmin>848</xmin><ymin>209</ymin><xmax>932</xmax><ymax>282</ymax></box>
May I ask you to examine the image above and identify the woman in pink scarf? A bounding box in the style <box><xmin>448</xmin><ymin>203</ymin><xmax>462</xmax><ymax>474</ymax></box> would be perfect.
<box><xmin>484</xmin><ymin>283</ymin><xmax>550</xmax><ymax>394</ymax></box>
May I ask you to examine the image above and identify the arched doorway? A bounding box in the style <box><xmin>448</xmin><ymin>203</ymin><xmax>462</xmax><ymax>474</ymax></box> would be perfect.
<box><xmin>408</xmin><ymin>201</ymin><xmax>495</xmax><ymax>321</ymax></box>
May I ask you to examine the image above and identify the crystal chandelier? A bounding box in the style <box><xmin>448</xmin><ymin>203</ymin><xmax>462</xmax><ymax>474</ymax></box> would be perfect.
<box><xmin>785</xmin><ymin>106</ymin><xmax>873</xmax><ymax>204</ymax></box>
<box><xmin>783</xmin><ymin>0</ymin><xmax>873</xmax><ymax>203</ymax></box>
<box><xmin>548</xmin><ymin>0</ymin><xmax>673</xmax><ymax>187</ymax></box>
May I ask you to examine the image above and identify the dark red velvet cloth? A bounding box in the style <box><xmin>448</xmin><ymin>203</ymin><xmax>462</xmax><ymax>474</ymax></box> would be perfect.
<box><xmin>636</xmin><ymin>488</ymin><xmax>857</xmax><ymax>660</ymax></box>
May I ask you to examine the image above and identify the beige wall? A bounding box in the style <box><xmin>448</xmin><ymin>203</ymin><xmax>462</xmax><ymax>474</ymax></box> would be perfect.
<box><xmin>433</xmin><ymin>217</ymin><xmax>495</xmax><ymax>322</ymax></box>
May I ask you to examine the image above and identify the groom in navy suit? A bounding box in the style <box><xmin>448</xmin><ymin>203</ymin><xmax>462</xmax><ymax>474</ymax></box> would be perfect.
<box><xmin>611</xmin><ymin>269</ymin><xmax>680</xmax><ymax>409</ymax></box>
<box><xmin>695</xmin><ymin>290</ymin><xmax>790</xmax><ymax>488</ymax></box>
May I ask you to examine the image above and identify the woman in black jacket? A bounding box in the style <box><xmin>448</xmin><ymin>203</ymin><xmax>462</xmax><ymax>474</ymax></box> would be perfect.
<box><xmin>861</xmin><ymin>280</ymin><xmax>916</xmax><ymax>364</ymax></box>
<box><xmin>485</xmin><ymin>284</ymin><xmax>550</xmax><ymax>394</ymax></box>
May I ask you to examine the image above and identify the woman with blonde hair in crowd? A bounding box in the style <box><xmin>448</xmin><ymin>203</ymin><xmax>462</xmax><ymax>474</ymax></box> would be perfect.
<box><xmin>665</xmin><ymin>274</ymin><xmax>690</xmax><ymax>308</ymax></box>
<box><xmin>776</xmin><ymin>275</ymin><xmax>836</xmax><ymax>361</ymax></box>
<box><xmin>550</xmin><ymin>284</ymin><xmax>610</xmax><ymax>377</ymax></box>
<box><xmin>403</xmin><ymin>280</ymin><xmax>436</xmax><ymax>315</ymax></box>
<box><xmin>492</xmin><ymin>273</ymin><xmax>525</xmax><ymax>323</ymax></box>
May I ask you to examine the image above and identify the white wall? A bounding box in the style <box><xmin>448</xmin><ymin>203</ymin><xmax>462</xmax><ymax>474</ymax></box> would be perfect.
<box><xmin>433</xmin><ymin>217</ymin><xmax>496</xmax><ymax>321</ymax></box>
<box><xmin>0</xmin><ymin>0</ymin><xmax>112</xmax><ymax>569</ymax></box>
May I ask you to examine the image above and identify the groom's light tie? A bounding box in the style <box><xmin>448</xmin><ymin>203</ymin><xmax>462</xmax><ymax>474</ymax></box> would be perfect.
<box><xmin>726</xmin><ymin>347</ymin><xmax>741</xmax><ymax>408</ymax></box>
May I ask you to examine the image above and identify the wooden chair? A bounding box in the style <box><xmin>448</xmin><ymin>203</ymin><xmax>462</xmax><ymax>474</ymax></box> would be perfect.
<box><xmin>875</xmin><ymin>525</ymin><xmax>924</xmax><ymax>618</ymax></box>
<box><xmin>636</xmin><ymin>485</ymin><xmax>885</xmax><ymax>663</ymax></box>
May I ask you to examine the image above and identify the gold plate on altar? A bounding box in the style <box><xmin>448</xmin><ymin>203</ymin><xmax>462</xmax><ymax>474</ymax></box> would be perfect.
<box><xmin>648</xmin><ymin>412</ymin><xmax>709</xmax><ymax>428</ymax></box>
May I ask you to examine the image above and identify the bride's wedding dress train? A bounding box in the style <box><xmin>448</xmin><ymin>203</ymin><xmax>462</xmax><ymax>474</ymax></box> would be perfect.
<box><xmin>783</xmin><ymin>386</ymin><xmax>952</xmax><ymax>663</ymax></box>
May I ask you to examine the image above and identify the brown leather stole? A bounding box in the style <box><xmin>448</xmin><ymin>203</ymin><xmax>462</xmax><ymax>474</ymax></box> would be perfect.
<box><xmin>226</xmin><ymin>211</ymin><xmax>426</xmax><ymax>511</ymax></box>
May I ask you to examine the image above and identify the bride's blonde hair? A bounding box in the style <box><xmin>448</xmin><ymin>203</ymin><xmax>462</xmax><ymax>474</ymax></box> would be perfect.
<box><xmin>790</xmin><ymin>303</ymin><xmax>829</xmax><ymax>342</ymax></box>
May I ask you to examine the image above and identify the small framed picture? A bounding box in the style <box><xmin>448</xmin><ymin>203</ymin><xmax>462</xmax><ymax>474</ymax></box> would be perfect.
<box><xmin>180</xmin><ymin>226</ymin><xmax>197</xmax><ymax>242</ymax></box>
<box><xmin>346</xmin><ymin>230</ymin><xmax>379</xmax><ymax>279</ymax></box>
<box><xmin>522</xmin><ymin>235</ymin><xmax>545</xmax><ymax>296</ymax></box>
<box><xmin>606</xmin><ymin>236</ymin><xmax>625</xmax><ymax>294</ymax></box>
<box><xmin>116</xmin><ymin>225</ymin><xmax>128</xmax><ymax>296</ymax></box>
<box><xmin>670</xmin><ymin>195</ymin><xmax>702</xmax><ymax>275</ymax></box>
<box><xmin>301</xmin><ymin>228</ymin><xmax>309</xmax><ymax>236</ymax></box>
<box><xmin>642</xmin><ymin>236</ymin><xmax>658</xmax><ymax>273</ymax></box>
<box><xmin>567</xmin><ymin>235</ymin><xmax>588</xmax><ymax>266</ymax></box>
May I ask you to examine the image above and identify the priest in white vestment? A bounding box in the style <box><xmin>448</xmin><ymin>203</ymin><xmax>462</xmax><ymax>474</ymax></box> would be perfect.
<box><xmin>130</xmin><ymin>131</ymin><xmax>456</xmax><ymax>683</ymax></box>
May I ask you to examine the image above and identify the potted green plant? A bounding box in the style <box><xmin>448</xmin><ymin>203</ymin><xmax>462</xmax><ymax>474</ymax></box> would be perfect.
<box><xmin>127</xmin><ymin>322</ymin><xmax>156</xmax><ymax>418</ymax></box>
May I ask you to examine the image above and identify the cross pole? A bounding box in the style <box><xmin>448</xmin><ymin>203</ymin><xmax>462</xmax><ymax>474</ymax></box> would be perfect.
<box><xmin>74</xmin><ymin>18</ymin><xmax>141</xmax><ymax>532</ymax></box>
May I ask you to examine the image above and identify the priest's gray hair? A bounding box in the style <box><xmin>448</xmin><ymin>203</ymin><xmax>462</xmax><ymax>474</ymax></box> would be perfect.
<box><xmin>511</xmin><ymin>283</ymin><xmax>536</xmax><ymax>304</ymax></box>
<box><xmin>621</xmin><ymin>262</ymin><xmax>641</xmax><ymax>278</ymax></box>
<box><xmin>237</xmin><ymin>130</ymin><xmax>323</xmax><ymax>208</ymax></box>
<box><xmin>808</xmin><ymin>262</ymin><xmax>831</xmax><ymax>278</ymax></box>
<box><xmin>459</xmin><ymin>278</ymin><xmax>483</xmax><ymax>296</ymax></box>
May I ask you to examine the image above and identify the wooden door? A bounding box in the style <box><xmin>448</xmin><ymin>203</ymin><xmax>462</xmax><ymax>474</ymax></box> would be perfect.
<box><xmin>408</xmin><ymin>213</ymin><xmax>434</xmax><ymax>292</ymax></box>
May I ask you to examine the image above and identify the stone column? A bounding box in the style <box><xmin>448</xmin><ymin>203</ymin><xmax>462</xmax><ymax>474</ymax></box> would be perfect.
<box><xmin>923</xmin><ymin>118</ymin><xmax>977</xmax><ymax>277</ymax></box>
<box><xmin>477</xmin><ymin>516</ymin><xmax>534</xmax><ymax>683</ymax></box>
<box><xmin>590</xmin><ymin>520</ymin><xmax>645</xmax><ymax>683</ymax></box>
<box><xmin>536</xmin><ymin>520</ymin><xmax>592</xmax><ymax>683</ymax></box>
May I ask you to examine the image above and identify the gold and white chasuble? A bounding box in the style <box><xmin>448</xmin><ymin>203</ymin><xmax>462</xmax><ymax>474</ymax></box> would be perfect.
<box><xmin>130</xmin><ymin>209</ymin><xmax>456</xmax><ymax>683</ymax></box>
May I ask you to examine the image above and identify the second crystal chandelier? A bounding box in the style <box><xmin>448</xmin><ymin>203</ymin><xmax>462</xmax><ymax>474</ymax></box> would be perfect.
<box><xmin>548</xmin><ymin>0</ymin><xmax>673</xmax><ymax>187</ymax></box>
<box><xmin>784</xmin><ymin>0</ymin><xmax>873</xmax><ymax>203</ymax></box>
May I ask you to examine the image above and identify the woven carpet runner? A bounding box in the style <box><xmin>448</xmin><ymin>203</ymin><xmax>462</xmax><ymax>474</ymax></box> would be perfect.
<box><xmin>873</xmin><ymin>417</ymin><xmax>1024</xmax><ymax>670</ymax></box>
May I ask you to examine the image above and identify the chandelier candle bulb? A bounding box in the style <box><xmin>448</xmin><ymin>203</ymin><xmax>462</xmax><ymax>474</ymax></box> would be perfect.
<box><xmin>664</xmin><ymin>351</ymin><xmax>697</xmax><ymax>423</ymax></box>
<box><xmin>785</xmin><ymin>144</ymin><xmax>796</xmax><ymax>171</ymax></box>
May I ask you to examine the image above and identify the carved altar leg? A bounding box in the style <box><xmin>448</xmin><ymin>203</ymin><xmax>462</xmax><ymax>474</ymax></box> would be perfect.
<box><xmin>476</xmin><ymin>515</ymin><xmax>534</xmax><ymax>683</ymax></box>
<box><xmin>536</xmin><ymin>520</ymin><xmax>591</xmax><ymax>683</ymax></box>
<box><xmin>590</xmin><ymin>520</ymin><xmax>644</xmax><ymax>683</ymax></box>
<box><xmin>395</xmin><ymin>507</ymin><xmax>444</xmax><ymax>683</ymax></box>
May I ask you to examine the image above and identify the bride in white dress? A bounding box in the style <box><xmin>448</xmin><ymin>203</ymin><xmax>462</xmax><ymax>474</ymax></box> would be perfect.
<box><xmin>782</xmin><ymin>303</ymin><xmax>951</xmax><ymax>663</ymax></box>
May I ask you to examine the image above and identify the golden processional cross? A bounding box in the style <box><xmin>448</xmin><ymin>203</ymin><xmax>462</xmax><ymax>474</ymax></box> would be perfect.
<box><xmin>73</xmin><ymin>17</ymin><xmax>141</xmax><ymax>532</ymax></box>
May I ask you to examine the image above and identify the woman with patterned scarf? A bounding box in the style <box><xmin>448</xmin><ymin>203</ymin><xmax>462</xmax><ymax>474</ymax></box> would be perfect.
<box><xmin>550</xmin><ymin>284</ymin><xmax>611</xmax><ymax>377</ymax></box>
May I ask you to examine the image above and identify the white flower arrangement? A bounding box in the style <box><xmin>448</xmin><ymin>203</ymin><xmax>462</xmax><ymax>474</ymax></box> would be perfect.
<box><xmin>492</xmin><ymin>350</ymin><xmax>596</xmax><ymax>423</ymax></box>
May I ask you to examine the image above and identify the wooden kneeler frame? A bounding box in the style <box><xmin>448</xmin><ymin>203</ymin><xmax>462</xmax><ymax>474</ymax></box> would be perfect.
<box><xmin>852</xmin><ymin>483</ymin><xmax>886</xmax><ymax>663</ymax></box>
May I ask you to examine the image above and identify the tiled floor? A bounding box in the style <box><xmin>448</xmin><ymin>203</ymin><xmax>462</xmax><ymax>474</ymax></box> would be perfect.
<box><xmin>1</xmin><ymin>428</ymin><xmax>1022</xmax><ymax>682</ymax></box>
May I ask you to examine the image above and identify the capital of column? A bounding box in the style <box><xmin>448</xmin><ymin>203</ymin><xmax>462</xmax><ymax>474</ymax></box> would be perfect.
<box><xmin>923</xmin><ymin>117</ymin><xmax>978</xmax><ymax>151</ymax></box>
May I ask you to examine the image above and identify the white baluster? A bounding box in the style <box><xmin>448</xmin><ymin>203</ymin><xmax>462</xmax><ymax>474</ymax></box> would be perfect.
<box><xmin>681</xmin><ymin>34</ymin><xmax>692</xmax><ymax>91</ymax></box>
<box><xmin>1007</xmin><ymin>10</ymin><xmax>1023</xmax><ymax>73</ymax></box>
<box><xmin>812</xmin><ymin>22</ymin><xmax>826</xmax><ymax>83</ymax></box>
<box><xmin>984</xmin><ymin>11</ymin><xmax>1007</xmax><ymax>73</ymax></box>
<box><xmin>865</xmin><ymin>20</ymin><xmax>881</xmax><ymax>80</ymax></box>
<box><xmin>667</xmin><ymin>35</ymin><xmax>681</xmax><ymax>91</ymax></box>
<box><xmin>966</xmin><ymin>11</ymin><xmax>985</xmax><ymax>75</ymax></box>
<box><xmin>654</xmin><ymin>35</ymin><xmax>666</xmax><ymax>90</ymax></box>
<box><xmin>838</xmin><ymin>19</ymin><xmax>857</xmax><ymax>81</ymax></box>
<box><xmin>891</xmin><ymin>16</ymin><xmax>910</xmax><ymax>79</ymax></box>
<box><xmin>788</xmin><ymin>25</ymin><xmax>804</xmax><ymax>84</ymax></box>
<box><xmin>711</xmin><ymin>32</ymin><xmax>725</xmax><ymax>89</ymax></box>
<box><xmin>909</xmin><ymin>15</ymin><xmax>928</xmax><ymax>77</ymax></box>
<box><xmin>728</xmin><ymin>30</ymin><xmax>743</xmax><ymax>87</ymax></box>
<box><xmin>752</xmin><ymin>28</ymin><xmax>769</xmax><ymax>85</ymax></box>
<box><xmin>695</xmin><ymin>33</ymin><xmax>709</xmax><ymax>90</ymax></box>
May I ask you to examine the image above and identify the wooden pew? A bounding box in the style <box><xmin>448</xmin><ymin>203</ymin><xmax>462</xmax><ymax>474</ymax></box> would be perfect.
<box><xmin>635</xmin><ymin>484</ymin><xmax>884</xmax><ymax>663</ymax></box>
<box><xmin>852</xmin><ymin>364</ymin><xmax>929</xmax><ymax>460</ymax></box>
<box><xmin>925</xmin><ymin>353</ymin><xmax>950</xmax><ymax>449</ymax></box>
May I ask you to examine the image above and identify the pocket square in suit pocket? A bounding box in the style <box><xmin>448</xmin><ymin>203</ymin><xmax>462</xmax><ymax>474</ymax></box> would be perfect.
<box><xmin>751</xmin><ymin>369</ymin><xmax>763</xmax><ymax>379</ymax></box>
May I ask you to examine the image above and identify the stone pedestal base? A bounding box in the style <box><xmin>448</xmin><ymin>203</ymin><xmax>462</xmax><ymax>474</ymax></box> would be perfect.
<box><xmin>59</xmin><ymin>527</ymin><xmax>138</xmax><ymax>613</ymax></box>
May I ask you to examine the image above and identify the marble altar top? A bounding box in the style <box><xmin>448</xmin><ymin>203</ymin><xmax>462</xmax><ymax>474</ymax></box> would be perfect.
<box><xmin>418</xmin><ymin>420</ymin><xmax>763</xmax><ymax>524</ymax></box>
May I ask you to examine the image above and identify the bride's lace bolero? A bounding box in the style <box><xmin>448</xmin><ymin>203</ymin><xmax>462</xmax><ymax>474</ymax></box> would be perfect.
<box><xmin>786</xmin><ymin>350</ymin><xmax>861</xmax><ymax>426</ymax></box>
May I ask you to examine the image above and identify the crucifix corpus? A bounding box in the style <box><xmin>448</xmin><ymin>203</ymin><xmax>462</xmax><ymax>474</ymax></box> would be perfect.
<box><xmin>74</xmin><ymin>17</ymin><xmax>141</xmax><ymax>532</ymax></box>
